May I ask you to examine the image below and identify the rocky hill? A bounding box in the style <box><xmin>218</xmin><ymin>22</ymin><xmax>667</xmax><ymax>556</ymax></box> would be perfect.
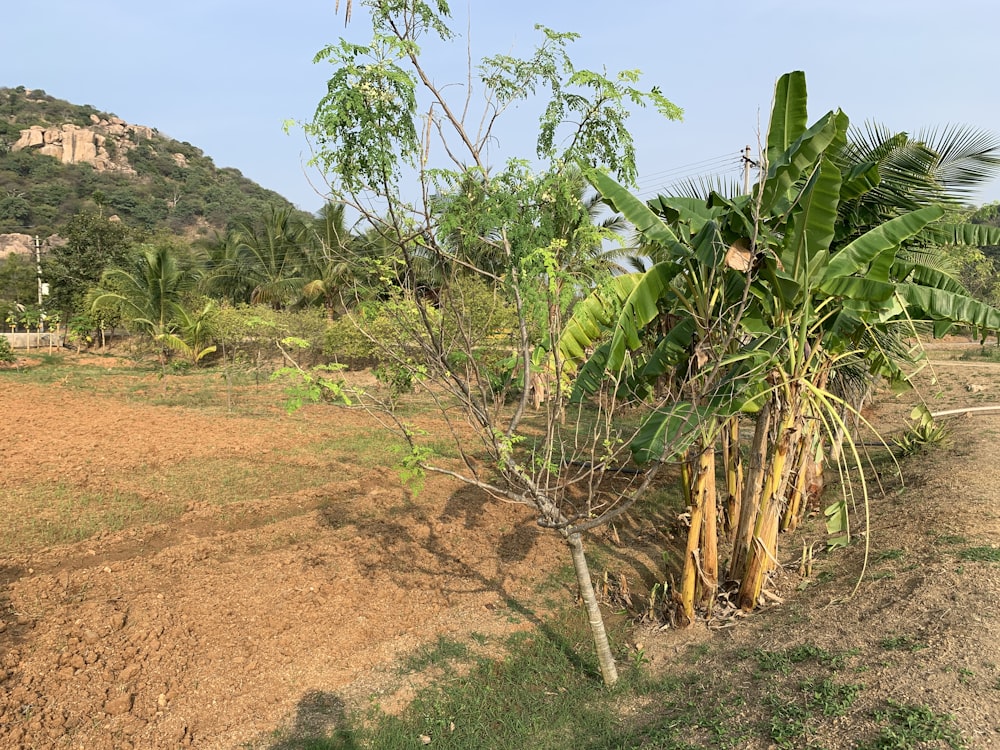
<box><xmin>0</xmin><ymin>86</ymin><xmax>305</xmax><ymax>245</ymax></box>
<box><xmin>11</xmin><ymin>115</ymin><xmax>155</xmax><ymax>175</ymax></box>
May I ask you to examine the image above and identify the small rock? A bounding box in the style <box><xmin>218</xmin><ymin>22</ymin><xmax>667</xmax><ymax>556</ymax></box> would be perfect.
<box><xmin>104</xmin><ymin>693</ymin><xmax>133</xmax><ymax>716</ymax></box>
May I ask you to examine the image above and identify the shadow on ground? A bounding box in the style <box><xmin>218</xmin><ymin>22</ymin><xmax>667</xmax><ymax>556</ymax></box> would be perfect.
<box><xmin>264</xmin><ymin>690</ymin><xmax>359</xmax><ymax>749</ymax></box>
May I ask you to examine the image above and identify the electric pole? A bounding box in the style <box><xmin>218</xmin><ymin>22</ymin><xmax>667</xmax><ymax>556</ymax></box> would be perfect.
<box><xmin>741</xmin><ymin>145</ymin><xmax>759</xmax><ymax>195</ymax></box>
<box><xmin>35</xmin><ymin>235</ymin><xmax>43</xmax><ymax>305</ymax></box>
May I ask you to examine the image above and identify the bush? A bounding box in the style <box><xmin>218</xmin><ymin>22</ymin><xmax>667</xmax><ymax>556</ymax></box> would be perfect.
<box><xmin>0</xmin><ymin>335</ymin><xmax>15</xmax><ymax>363</ymax></box>
<box><xmin>323</xmin><ymin>296</ymin><xmax>434</xmax><ymax>367</ymax></box>
<box><xmin>214</xmin><ymin>305</ymin><xmax>330</xmax><ymax>370</ymax></box>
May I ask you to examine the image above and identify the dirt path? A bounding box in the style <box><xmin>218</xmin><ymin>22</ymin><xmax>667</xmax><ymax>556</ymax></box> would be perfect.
<box><xmin>1</xmin><ymin>343</ymin><xmax>999</xmax><ymax>749</ymax></box>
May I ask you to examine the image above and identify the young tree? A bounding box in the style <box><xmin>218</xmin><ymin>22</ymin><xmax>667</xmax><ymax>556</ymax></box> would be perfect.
<box><xmin>88</xmin><ymin>242</ymin><xmax>203</xmax><ymax>366</ymax></box>
<box><xmin>302</xmin><ymin>0</ymin><xmax>682</xmax><ymax>685</ymax></box>
<box><xmin>45</xmin><ymin>212</ymin><xmax>139</xmax><ymax>317</ymax></box>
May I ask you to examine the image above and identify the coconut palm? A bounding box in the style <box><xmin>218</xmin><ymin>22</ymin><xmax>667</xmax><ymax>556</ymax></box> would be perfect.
<box><xmin>300</xmin><ymin>202</ymin><xmax>358</xmax><ymax>317</ymax></box>
<box><xmin>89</xmin><ymin>243</ymin><xmax>201</xmax><ymax>364</ymax></box>
<box><xmin>208</xmin><ymin>206</ymin><xmax>309</xmax><ymax>308</ymax></box>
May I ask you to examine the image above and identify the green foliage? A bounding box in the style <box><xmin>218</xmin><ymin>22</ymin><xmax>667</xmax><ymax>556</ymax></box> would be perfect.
<box><xmin>0</xmin><ymin>335</ymin><xmax>15</xmax><ymax>363</ymax></box>
<box><xmin>214</xmin><ymin>304</ymin><xmax>330</xmax><ymax>370</ymax></box>
<box><xmin>44</xmin><ymin>211</ymin><xmax>140</xmax><ymax>315</ymax></box>
<box><xmin>860</xmin><ymin>700</ymin><xmax>966</xmax><ymax>750</ymax></box>
<box><xmin>893</xmin><ymin>404</ymin><xmax>949</xmax><ymax>455</ymax></box>
<box><xmin>323</xmin><ymin>295</ymin><xmax>434</xmax><ymax>365</ymax></box>
<box><xmin>272</xmin><ymin>357</ymin><xmax>350</xmax><ymax>413</ymax></box>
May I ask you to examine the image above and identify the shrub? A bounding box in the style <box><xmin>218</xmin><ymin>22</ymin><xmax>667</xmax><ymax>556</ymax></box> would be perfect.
<box><xmin>0</xmin><ymin>335</ymin><xmax>15</xmax><ymax>363</ymax></box>
<box><xmin>214</xmin><ymin>305</ymin><xmax>330</xmax><ymax>370</ymax></box>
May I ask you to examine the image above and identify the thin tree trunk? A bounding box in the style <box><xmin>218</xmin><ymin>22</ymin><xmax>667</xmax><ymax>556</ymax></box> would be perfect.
<box><xmin>567</xmin><ymin>532</ymin><xmax>618</xmax><ymax>686</ymax></box>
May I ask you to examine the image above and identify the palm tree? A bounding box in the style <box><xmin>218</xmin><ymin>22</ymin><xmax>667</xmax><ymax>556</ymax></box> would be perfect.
<box><xmin>208</xmin><ymin>206</ymin><xmax>309</xmax><ymax>308</ymax></box>
<box><xmin>300</xmin><ymin>202</ymin><xmax>357</xmax><ymax>318</ymax></box>
<box><xmin>89</xmin><ymin>243</ymin><xmax>200</xmax><ymax>364</ymax></box>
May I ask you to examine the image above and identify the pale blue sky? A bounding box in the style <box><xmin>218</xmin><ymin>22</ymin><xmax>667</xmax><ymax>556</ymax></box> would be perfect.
<box><xmin>4</xmin><ymin>1</ymin><xmax>1000</xmax><ymax>214</ymax></box>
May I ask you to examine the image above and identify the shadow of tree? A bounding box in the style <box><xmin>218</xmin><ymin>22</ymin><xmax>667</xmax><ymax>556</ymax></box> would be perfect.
<box><xmin>0</xmin><ymin>563</ymin><xmax>27</xmax><ymax>651</ymax></box>
<box><xmin>264</xmin><ymin>690</ymin><xmax>359</xmax><ymax>749</ymax></box>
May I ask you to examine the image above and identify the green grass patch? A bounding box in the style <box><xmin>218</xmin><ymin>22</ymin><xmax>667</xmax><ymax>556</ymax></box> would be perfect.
<box><xmin>859</xmin><ymin>700</ymin><xmax>966</xmax><ymax>749</ymax></box>
<box><xmin>958</xmin><ymin>345</ymin><xmax>1000</xmax><ymax>363</ymax></box>
<box><xmin>933</xmin><ymin>534</ymin><xmax>968</xmax><ymax>546</ymax></box>
<box><xmin>873</xmin><ymin>548</ymin><xmax>905</xmax><ymax>562</ymax></box>
<box><xmin>956</xmin><ymin>546</ymin><xmax>1000</xmax><ymax>563</ymax></box>
<box><xmin>749</xmin><ymin>644</ymin><xmax>850</xmax><ymax>676</ymax></box>
<box><xmin>878</xmin><ymin>635</ymin><xmax>927</xmax><ymax>652</ymax></box>
<box><xmin>263</xmin><ymin>610</ymin><xmax>757</xmax><ymax>750</ymax></box>
<box><xmin>800</xmin><ymin>677</ymin><xmax>863</xmax><ymax>717</ymax></box>
<box><xmin>130</xmin><ymin>456</ymin><xmax>323</xmax><ymax>508</ymax></box>
<box><xmin>0</xmin><ymin>481</ymin><xmax>183</xmax><ymax>553</ymax></box>
<box><xmin>399</xmin><ymin>636</ymin><xmax>471</xmax><ymax>674</ymax></box>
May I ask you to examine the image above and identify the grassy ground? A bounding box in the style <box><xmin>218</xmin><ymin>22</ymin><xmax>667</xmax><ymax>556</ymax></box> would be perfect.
<box><xmin>262</xmin><ymin>611</ymin><xmax>970</xmax><ymax>750</ymax></box>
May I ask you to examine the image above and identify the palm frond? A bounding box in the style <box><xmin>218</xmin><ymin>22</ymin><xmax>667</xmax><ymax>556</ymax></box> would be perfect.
<box><xmin>915</xmin><ymin>124</ymin><xmax>1000</xmax><ymax>196</ymax></box>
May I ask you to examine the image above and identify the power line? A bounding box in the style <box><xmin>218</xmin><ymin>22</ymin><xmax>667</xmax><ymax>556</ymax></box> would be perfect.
<box><xmin>635</xmin><ymin>153</ymin><xmax>742</xmax><ymax>186</ymax></box>
<box><xmin>631</xmin><ymin>147</ymin><xmax>760</xmax><ymax>199</ymax></box>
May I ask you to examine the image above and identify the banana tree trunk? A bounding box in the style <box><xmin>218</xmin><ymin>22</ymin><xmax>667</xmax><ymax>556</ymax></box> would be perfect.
<box><xmin>677</xmin><ymin>442</ymin><xmax>716</xmax><ymax>626</ymax></box>
<box><xmin>697</xmin><ymin>445</ymin><xmax>718</xmax><ymax>610</ymax></box>
<box><xmin>783</xmin><ymin>361</ymin><xmax>829</xmax><ymax>529</ymax></box>
<box><xmin>721</xmin><ymin>415</ymin><xmax>744</xmax><ymax>541</ymax></box>
<box><xmin>736</xmin><ymin>395</ymin><xmax>799</xmax><ymax>610</ymax></box>
<box><xmin>729</xmin><ymin>398</ymin><xmax>773</xmax><ymax>580</ymax></box>
<box><xmin>781</xmin><ymin>412</ymin><xmax>820</xmax><ymax>531</ymax></box>
<box><xmin>567</xmin><ymin>532</ymin><xmax>618</xmax><ymax>686</ymax></box>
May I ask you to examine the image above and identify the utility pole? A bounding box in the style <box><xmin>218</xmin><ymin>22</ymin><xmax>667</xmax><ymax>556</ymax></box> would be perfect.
<box><xmin>741</xmin><ymin>145</ymin><xmax>759</xmax><ymax>195</ymax></box>
<box><xmin>35</xmin><ymin>235</ymin><xmax>43</xmax><ymax>305</ymax></box>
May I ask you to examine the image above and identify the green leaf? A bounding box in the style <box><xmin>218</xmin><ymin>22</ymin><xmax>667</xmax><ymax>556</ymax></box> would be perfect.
<box><xmin>898</xmin><ymin>283</ymin><xmax>1000</xmax><ymax>330</ymax></box>
<box><xmin>648</xmin><ymin>195</ymin><xmax>720</xmax><ymax>236</ymax></box>
<box><xmin>559</xmin><ymin>273</ymin><xmax>641</xmax><ymax>366</ymax></box>
<box><xmin>630</xmin><ymin>402</ymin><xmax>706</xmax><ymax>464</ymax></box>
<box><xmin>605</xmin><ymin>261</ymin><xmax>682</xmax><ymax>371</ymax></box>
<box><xmin>818</xmin><ymin>275</ymin><xmax>896</xmax><ymax>303</ymax></box>
<box><xmin>585</xmin><ymin>168</ymin><xmax>686</xmax><ymax>252</ymax></box>
<box><xmin>766</xmin><ymin>71</ymin><xmax>809</xmax><ymax>166</ymax></box>
<box><xmin>822</xmin><ymin>204</ymin><xmax>945</xmax><ymax>282</ymax></box>
<box><xmin>783</xmin><ymin>155</ymin><xmax>842</xmax><ymax>283</ymax></box>
<box><xmin>637</xmin><ymin>316</ymin><xmax>697</xmax><ymax>380</ymax></box>
<box><xmin>761</xmin><ymin>110</ymin><xmax>846</xmax><ymax>212</ymax></box>
<box><xmin>935</xmin><ymin>222</ymin><xmax>1000</xmax><ymax>247</ymax></box>
<box><xmin>824</xmin><ymin>498</ymin><xmax>849</xmax><ymax>549</ymax></box>
<box><xmin>839</xmin><ymin>161</ymin><xmax>881</xmax><ymax>201</ymax></box>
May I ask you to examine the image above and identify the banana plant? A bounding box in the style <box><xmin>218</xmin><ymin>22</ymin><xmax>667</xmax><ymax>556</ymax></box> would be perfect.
<box><xmin>561</xmin><ymin>70</ymin><xmax>1000</xmax><ymax>621</ymax></box>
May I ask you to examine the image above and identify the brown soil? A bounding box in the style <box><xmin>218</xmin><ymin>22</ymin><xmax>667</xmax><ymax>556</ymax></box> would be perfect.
<box><xmin>1</xmin><ymin>341</ymin><xmax>999</xmax><ymax>749</ymax></box>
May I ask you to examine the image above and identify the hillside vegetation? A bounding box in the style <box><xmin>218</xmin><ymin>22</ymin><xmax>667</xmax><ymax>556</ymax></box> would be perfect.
<box><xmin>0</xmin><ymin>86</ymin><xmax>303</xmax><ymax>237</ymax></box>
